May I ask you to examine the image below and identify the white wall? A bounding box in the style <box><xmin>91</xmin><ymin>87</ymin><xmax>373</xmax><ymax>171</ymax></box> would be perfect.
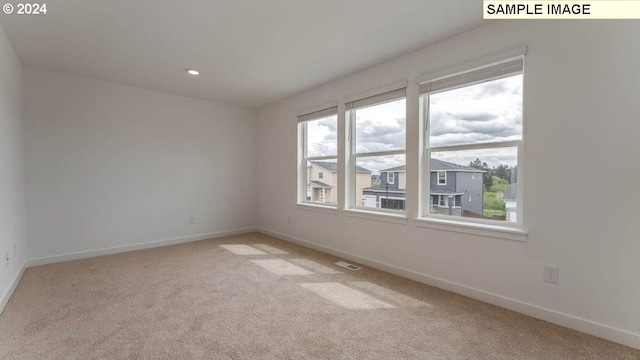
<box><xmin>0</xmin><ymin>24</ymin><xmax>26</xmax><ymax>311</ymax></box>
<box><xmin>257</xmin><ymin>20</ymin><xmax>640</xmax><ymax>348</ymax></box>
<box><xmin>24</xmin><ymin>68</ymin><xmax>257</xmax><ymax>260</ymax></box>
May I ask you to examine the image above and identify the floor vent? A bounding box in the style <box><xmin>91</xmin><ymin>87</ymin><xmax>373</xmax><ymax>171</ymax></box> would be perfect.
<box><xmin>335</xmin><ymin>261</ymin><xmax>361</xmax><ymax>271</ymax></box>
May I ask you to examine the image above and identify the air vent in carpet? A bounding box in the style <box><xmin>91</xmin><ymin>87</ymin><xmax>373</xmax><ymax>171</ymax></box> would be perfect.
<box><xmin>335</xmin><ymin>261</ymin><xmax>361</xmax><ymax>271</ymax></box>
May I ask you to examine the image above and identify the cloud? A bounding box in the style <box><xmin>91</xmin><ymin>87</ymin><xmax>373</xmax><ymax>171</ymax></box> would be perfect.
<box><xmin>473</xmin><ymin>81</ymin><xmax>509</xmax><ymax>99</ymax></box>
<box><xmin>428</xmin><ymin>75</ymin><xmax>523</xmax><ymax>147</ymax></box>
<box><xmin>432</xmin><ymin>147</ymin><xmax>518</xmax><ymax>168</ymax></box>
<box><xmin>317</xmin><ymin>117</ymin><xmax>337</xmax><ymax>132</ymax></box>
<box><xmin>310</xmin><ymin>142</ymin><xmax>336</xmax><ymax>157</ymax></box>
<box><xmin>355</xmin><ymin>117</ymin><xmax>406</xmax><ymax>153</ymax></box>
<box><xmin>429</xmin><ymin>111</ymin><xmax>521</xmax><ymax>147</ymax></box>
<box><xmin>307</xmin><ymin>116</ymin><xmax>338</xmax><ymax>157</ymax></box>
<box><xmin>356</xmin><ymin>154</ymin><xmax>405</xmax><ymax>176</ymax></box>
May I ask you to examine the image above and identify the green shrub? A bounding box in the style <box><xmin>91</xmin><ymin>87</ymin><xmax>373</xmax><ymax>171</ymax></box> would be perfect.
<box><xmin>484</xmin><ymin>192</ymin><xmax>506</xmax><ymax>211</ymax></box>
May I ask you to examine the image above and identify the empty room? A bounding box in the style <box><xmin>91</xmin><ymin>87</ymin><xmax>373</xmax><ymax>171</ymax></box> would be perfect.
<box><xmin>1</xmin><ymin>1</ymin><xmax>639</xmax><ymax>359</ymax></box>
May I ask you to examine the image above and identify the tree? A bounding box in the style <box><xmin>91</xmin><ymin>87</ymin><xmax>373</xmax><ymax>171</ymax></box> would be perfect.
<box><xmin>468</xmin><ymin>158</ymin><xmax>489</xmax><ymax>171</ymax></box>
<box><xmin>494</xmin><ymin>164</ymin><xmax>510</xmax><ymax>182</ymax></box>
<box><xmin>484</xmin><ymin>192</ymin><xmax>506</xmax><ymax>211</ymax></box>
<box><xmin>489</xmin><ymin>176</ymin><xmax>509</xmax><ymax>194</ymax></box>
<box><xmin>469</xmin><ymin>158</ymin><xmax>493</xmax><ymax>190</ymax></box>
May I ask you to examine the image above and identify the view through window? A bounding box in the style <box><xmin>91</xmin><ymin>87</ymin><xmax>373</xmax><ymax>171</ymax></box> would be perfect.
<box><xmin>299</xmin><ymin>108</ymin><xmax>338</xmax><ymax>206</ymax></box>
<box><xmin>349</xmin><ymin>90</ymin><xmax>406</xmax><ymax>211</ymax></box>
<box><xmin>422</xmin><ymin>58</ymin><xmax>523</xmax><ymax>223</ymax></box>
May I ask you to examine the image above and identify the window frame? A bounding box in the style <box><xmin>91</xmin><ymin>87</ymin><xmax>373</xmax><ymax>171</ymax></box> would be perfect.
<box><xmin>437</xmin><ymin>171</ymin><xmax>447</xmax><ymax>185</ymax></box>
<box><xmin>297</xmin><ymin>106</ymin><xmax>339</xmax><ymax>208</ymax></box>
<box><xmin>387</xmin><ymin>172</ymin><xmax>395</xmax><ymax>184</ymax></box>
<box><xmin>419</xmin><ymin>56</ymin><xmax>525</xmax><ymax>230</ymax></box>
<box><xmin>346</xmin><ymin>87</ymin><xmax>407</xmax><ymax>215</ymax></box>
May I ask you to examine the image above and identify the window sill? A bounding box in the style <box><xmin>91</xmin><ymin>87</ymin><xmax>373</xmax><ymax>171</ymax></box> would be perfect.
<box><xmin>413</xmin><ymin>217</ymin><xmax>527</xmax><ymax>242</ymax></box>
<box><xmin>295</xmin><ymin>203</ymin><xmax>339</xmax><ymax>214</ymax></box>
<box><xmin>341</xmin><ymin>208</ymin><xmax>408</xmax><ymax>225</ymax></box>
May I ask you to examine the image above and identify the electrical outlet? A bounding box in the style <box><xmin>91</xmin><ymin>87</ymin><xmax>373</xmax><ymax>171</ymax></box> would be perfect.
<box><xmin>543</xmin><ymin>265</ymin><xmax>559</xmax><ymax>284</ymax></box>
<box><xmin>189</xmin><ymin>216</ymin><xmax>196</xmax><ymax>225</ymax></box>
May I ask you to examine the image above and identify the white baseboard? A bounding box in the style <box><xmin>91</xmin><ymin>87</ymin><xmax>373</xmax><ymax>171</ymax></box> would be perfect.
<box><xmin>257</xmin><ymin>227</ymin><xmax>640</xmax><ymax>350</ymax></box>
<box><xmin>27</xmin><ymin>227</ymin><xmax>257</xmax><ymax>267</ymax></box>
<box><xmin>0</xmin><ymin>260</ymin><xmax>27</xmax><ymax>315</ymax></box>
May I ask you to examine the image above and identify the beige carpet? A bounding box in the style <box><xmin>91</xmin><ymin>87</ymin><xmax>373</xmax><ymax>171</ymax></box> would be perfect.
<box><xmin>0</xmin><ymin>232</ymin><xmax>638</xmax><ymax>360</ymax></box>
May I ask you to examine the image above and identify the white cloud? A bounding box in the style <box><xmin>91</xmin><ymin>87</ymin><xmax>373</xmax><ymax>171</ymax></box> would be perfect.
<box><xmin>306</xmin><ymin>115</ymin><xmax>337</xmax><ymax>157</ymax></box>
<box><xmin>429</xmin><ymin>75</ymin><xmax>523</xmax><ymax>150</ymax></box>
<box><xmin>353</xmin><ymin>99</ymin><xmax>406</xmax><ymax>173</ymax></box>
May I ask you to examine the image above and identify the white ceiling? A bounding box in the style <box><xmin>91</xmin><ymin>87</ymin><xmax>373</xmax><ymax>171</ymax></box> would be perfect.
<box><xmin>0</xmin><ymin>0</ymin><xmax>485</xmax><ymax>108</ymax></box>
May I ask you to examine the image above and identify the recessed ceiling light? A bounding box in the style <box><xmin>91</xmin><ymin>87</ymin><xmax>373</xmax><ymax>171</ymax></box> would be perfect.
<box><xmin>186</xmin><ymin>68</ymin><xmax>200</xmax><ymax>76</ymax></box>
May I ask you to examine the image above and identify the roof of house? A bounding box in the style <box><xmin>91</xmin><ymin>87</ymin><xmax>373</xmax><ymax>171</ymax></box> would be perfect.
<box><xmin>309</xmin><ymin>180</ymin><xmax>332</xmax><ymax>188</ymax></box>
<box><xmin>381</xmin><ymin>164</ymin><xmax>406</xmax><ymax>172</ymax></box>
<box><xmin>380</xmin><ymin>159</ymin><xmax>484</xmax><ymax>173</ymax></box>
<box><xmin>311</xmin><ymin>161</ymin><xmax>371</xmax><ymax>173</ymax></box>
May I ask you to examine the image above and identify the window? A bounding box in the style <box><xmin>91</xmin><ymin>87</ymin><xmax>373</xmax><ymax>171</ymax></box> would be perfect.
<box><xmin>298</xmin><ymin>106</ymin><xmax>338</xmax><ymax>206</ymax></box>
<box><xmin>420</xmin><ymin>57</ymin><xmax>523</xmax><ymax>225</ymax></box>
<box><xmin>347</xmin><ymin>88</ymin><xmax>406</xmax><ymax>212</ymax></box>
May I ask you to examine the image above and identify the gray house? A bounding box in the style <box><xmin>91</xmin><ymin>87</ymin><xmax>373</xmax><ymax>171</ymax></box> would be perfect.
<box><xmin>362</xmin><ymin>159</ymin><xmax>484</xmax><ymax>215</ymax></box>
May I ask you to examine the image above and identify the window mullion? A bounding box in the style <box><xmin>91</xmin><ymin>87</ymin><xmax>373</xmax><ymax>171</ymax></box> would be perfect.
<box><xmin>354</xmin><ymin>149</ymin><xmax>406</xmax><ymax>158</ymax></box>
<box><xmin>429</xmin><ymin>140</ymin><xmax>521</xmax><ymax>153</ymax></box>
<box><xmin>307</xmin><ymin>155</ymin><xmax>338</xmax><ymax>161</ymax></box>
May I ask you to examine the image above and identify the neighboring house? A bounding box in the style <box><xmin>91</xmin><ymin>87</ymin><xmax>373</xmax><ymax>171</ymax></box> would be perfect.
<box><xmin>362</xmin><ymin>159</ymin><xmax>484</xmax><ymax>215</ymax></box>
<box><xmin>362</xmin><ymin>165</ymin><xmax>408</xmax><ymax>210</ymax></box>
<box><xmin>307</xmin><ymin>161</ymin><xmax>371</xmax><ymax>204</ymax></box>
<box><xmin>503</xmin><ymin>183</ymin><xmax>517</xmax><ymax>222</ymax></box>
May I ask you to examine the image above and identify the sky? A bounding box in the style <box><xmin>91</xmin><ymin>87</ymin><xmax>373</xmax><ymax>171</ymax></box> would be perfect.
<box><xmin>306</xmin><ymin>74</ymin><xmax>522</xmax><ymax>175</ymax></box>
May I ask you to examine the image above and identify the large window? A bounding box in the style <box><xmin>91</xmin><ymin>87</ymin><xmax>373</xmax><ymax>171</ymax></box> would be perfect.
<box><xmin>346</xmin><ymin>88</ymin><xmax>406</xmax><ymax>212</ymax></box>
<box><xmin>420</xmin><ymin>57</ymin><xmax>523</xmax><ymax>225</ymax></box>
<box><xmin>298</xmin><ymin>107</ymin><xmax>338</xmax><ymax>206</ymax></box>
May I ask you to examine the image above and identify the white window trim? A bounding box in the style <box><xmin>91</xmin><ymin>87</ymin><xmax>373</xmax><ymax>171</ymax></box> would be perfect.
<box><xmin>414</xmin><ymin>217</ymin><xmax>527</xmax><ymax>242</ymax></box>
<box><xmin>295</xmin><ymin>202</ymin><xmax>339</xmax><ymax>215</ymax></box>
<box><xmin>418</xmin><ymin>54</ymin><xmax>526</xmax><ymax>237</ymax></box>
<box><xmin>341</xmin><ymin>208</ymin><xmax>408</xmax><ymax>225</ymax></box>
<box><xmin>387</xmin><ymin>172</ymin><xmax>395</xmax><ymax>184</ymax></box>
<box><xmin>415</xmin><ymin>46</ymin><xmax>527</xmax><ymax>85</ymax></box>
<box><xmin>437</xmin><ymin>171</ymin><xmax>447</xmax><ymax>185</ymax></box>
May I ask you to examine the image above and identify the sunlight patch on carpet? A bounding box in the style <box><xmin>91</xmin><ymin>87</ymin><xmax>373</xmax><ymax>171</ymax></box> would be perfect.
<box><xmin>250</xmin><ymin>259</ymin><xmax>314</xmax><ymax>275</ymax></box>
<box><xmin>299</xmin><ymin>283</ymin><xmax>395</xmax><ymax>310</ymax></box>
<box><xmin>290</xmin><ymin>259</ymin><xmax>342</xmax><ymax>274</ymax></box>
<box><xmin>220</xmin><ymin>244</ymin><xmax>267</xmax><ymax>255</ymax></box>
<box><xmin>350</xmin><ymin>281</ymin><xmax>431</xmax><ymax>307</ymax></box>
<box><xmin>252</xmin><ymin>244</ymin><xmax>289</xmax><ymax>254</ymax></box>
